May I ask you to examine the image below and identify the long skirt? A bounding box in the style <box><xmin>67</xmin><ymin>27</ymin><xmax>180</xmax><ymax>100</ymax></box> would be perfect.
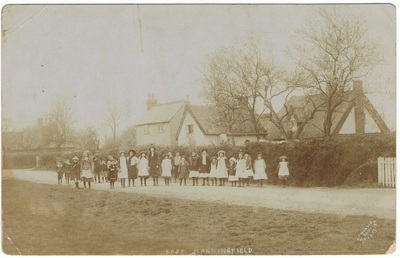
<box><xmin>71</xmin><ymin>171</ymin><xmax>80</xmax><ymax>182</ymax></box>
<box><xmin>149</xmin><ymin>167</ymin><xmax>160</xmax><ymax>177</ymax></box>
<box><xmin>162</xmin><ymin>168</ymin><xmax>172</xmax><ymax>178</ymax></box>
<box><xmin>188</xmin><ymin>171</ymin><xmax>199</xmax><ymax>178</ymax></box>
<box><xmin>128</xmin><ymin>166</ymin><xmax>138</xmax><ymax>179</ymax></box>
<box><xmin>209</xmin><ymin>168</ymin><xmax>217</xmax><ymax>178</ymax></box>
<box><xmin>81</xmin><ymin>169</ymin><xmax>93</xmax><ymax>179</ymax></box>
<box><xmin>228</xmin><ymin>175</ymin><xmax>238</xmax><ymax>182</ymax></box>
<box><xmin>199</xmin><ymin>172</ymin><xmax>209</xmax><ymax>178</ymax></box>
<box><xmin>246</xmin><ymin>169</ymin><xmax>254</xmax><ymax>178</ymax></box>
<box><xmin>254</xmin><ymin>170</ymin><xmax>268</xmax><ymax>180</ymax></box>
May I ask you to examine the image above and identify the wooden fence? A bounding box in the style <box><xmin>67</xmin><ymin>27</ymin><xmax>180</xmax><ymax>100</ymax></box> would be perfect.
<box><xmin>378</xmin><ymin>157</ymin><xmax>396</xmax><ymax>188</ymax></box>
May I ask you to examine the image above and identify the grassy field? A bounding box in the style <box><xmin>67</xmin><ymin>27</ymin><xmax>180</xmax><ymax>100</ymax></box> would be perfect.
<box><xmin>2</xmin><ymin>179</ymin><xmax>395</xmax><ymax>255</ymax></box>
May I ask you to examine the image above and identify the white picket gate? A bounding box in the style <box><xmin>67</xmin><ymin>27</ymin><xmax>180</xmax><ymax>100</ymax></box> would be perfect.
<box><xmin>377</xmin><ymin>157</ymin><xmax>396</xmax><ymax>188</ymax></box>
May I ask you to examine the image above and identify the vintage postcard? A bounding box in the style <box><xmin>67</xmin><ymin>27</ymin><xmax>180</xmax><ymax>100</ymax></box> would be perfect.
<box><xmin>1</xmin><ymin>1</ymin><xmax>396</xmax><ymax>255</ymax></box>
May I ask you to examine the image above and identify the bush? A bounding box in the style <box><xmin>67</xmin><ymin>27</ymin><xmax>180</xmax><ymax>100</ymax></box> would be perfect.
<box><xmin>2</xmin><ymin>153</ymin><xmax>37</xmax><ymax>169</ymax></box>
<box><xmin>3</xmin><ymin>134</ymin><xmax>395</xmax><ymax>187</ymax></box>
<box><xmin>128</xmin><ymin>134</ymin><xmax>395</xmax><ymax>187</ymax></box>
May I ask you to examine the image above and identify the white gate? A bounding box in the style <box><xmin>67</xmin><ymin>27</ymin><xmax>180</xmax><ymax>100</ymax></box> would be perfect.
<box><xmin>378</xmin><ymin>157</ymin><xmax>396</xmax><ymax>187</ymax></box>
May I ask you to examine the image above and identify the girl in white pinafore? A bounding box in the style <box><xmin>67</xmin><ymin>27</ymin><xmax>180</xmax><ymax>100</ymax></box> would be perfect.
<box><xmin>253</xmin><ymin>153</ymin><xmax>267</xmax><ymax>187</ymax></box>
<box><xmin>216</xmin><ymin>150</ymin><xmax>228</xmax><ymax>186</ymax></box>
<box><xmin>161</xmin><ymin>154</ymin><xmax>172</xmax><ymax>186</ymax></box>
<box><xmin>119</xmin><ymin>151</ymin><xmax>128</xmax><ymax>188</ymax></box>
<box><xmin>209</xmin><ymin>157</ymin><xmax>218</xmax><ymax>186</ymax></box>
<box><xmin>244</xmin><ymin>152</ymin><xmax>254</xmax><ymax>186</ymax></box>
<box><xmin>138</xmin><ymin>151</ymin><xmax>149</xmax><ymax>186</ymax></box>
<box><xmin>278</xmin><ymin>156</ymin><xmax>290</xmax><ymax>187</ymax></box>
<box><xmin>235</xmin><ymin>151</ymin><xmax>247</xmax><ymax>187</ymax></box>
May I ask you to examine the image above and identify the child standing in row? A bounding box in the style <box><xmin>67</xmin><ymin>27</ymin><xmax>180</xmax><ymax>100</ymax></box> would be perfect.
<box><xmin>178</xmin><ymin>156</ymin><xmax>189</xmax><ymax>186</ymax></box>
<box><xmin>235</xmin><ymin>151</ymin><xmax>247</xmax><ymax>187</ymax></box>
<box><xmin>63</xmin><ymin>159</ymin><xmax>71</xmax><ymax>185</ymax></box>
<box><xmin>162</xmin><ymin>153</ymin><xmax>172</xmax><ymax>186</ymax></box>
<box><xmin>216</xmin><ymin>150</ymin><xmax>228</xmax><ymax>186</ymax></box>
<box><xmin>244</xmin><ymin>152</ymin><xmax>253</xmax><ymax>186</ymax></box>
<box><xmin>209</xmin><ymin>157</ymin><xmax>218</xmax><ymax>186</ymax></box>
<box><xmin>173</xmin><ymin>152</ymin><xmax>182</xmax><ymax>183</ymax></box>
<box><xmin>108</xmin><ymin>157</ymin><xmax>118</xmax><ymax>189</ymax></box>
<box><xmin>253</xmin><ymin>153</ymin><xmax>267</xmax><ymax>187</ymax></box>
<box><xmin>71</xmin><ymin>156</ymin><xmax>81</xmax><ymax>189</ymax></box>
<box><xmin>56</xmin><ymin>160</ymin><xmax>63</xmax><ymax>185</ymax></box>
<box><xmin>228</xmin><ymin>157</ymin><xmax>238</xmax><ymax>187</ymax></box>
<box><xmin>101</xmin><ymin>160</ymin><xmax>108</xmax><ymax>183</ymax></box>
<box><xmin>119</xmin><ymin>151</ymin><xmax>128</xmax><ymax>188</ymax></box>
<box><xmin>278</xmin><ymin>156</ymin><xmax>290</xmax><ymax>187</ymax></box>
<box><xmin>138</xmin><ymin>151</ymin><xmax>149</xmax><ymax>186</ymax></box>
<box><xmin>199</xmin><ymin>149</ymin><xmax>211</xmax><ymax>186</ymax></box>
<box><xmin>127</xmin><ymin>150</ymin><xmax>139</xmax><ymax>187</ymax></box>
<box><xmin>189</xmin><ymin>151</ymin><xmax>200</xmax><ymax>186</ymax></box>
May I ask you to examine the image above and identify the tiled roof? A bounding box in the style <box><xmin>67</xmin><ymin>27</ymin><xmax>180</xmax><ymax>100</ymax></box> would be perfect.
<box><xmin>136</xmin><ymin>100</ymin><xmax>186</xmax><ymax>126</ymax></box>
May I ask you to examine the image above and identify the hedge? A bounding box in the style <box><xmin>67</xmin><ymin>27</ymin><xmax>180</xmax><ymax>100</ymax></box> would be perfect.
<box><xmin>2</xmin><ymin>134</ymin><xmax>395</xmax><ymax>187</ymax></box>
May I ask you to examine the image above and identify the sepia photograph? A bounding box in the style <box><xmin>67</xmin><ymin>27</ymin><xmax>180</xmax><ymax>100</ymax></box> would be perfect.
<box><xmin>1</xmin><ymin>1</ymin><xmax>396</xmax><ymax>255</ymax></box>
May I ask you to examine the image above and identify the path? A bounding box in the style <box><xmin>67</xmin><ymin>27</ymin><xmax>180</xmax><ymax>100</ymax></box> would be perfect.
<box><xmin>3</xmin><ymin>169</ymin><xmax>396</xmax><ymax>219</ymax></box>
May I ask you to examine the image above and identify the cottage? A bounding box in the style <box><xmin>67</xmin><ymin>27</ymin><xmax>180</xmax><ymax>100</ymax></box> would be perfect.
<box><xmin>135</xmin><ymin>93</ymin><xmax>187</xmax><ymax>146</ymax></box>
<box><xmin>268</xmin><ymin>80</ymin><xmax>390</xmax><ymax>139</ymax></box>
<box><xmin>176</xmin><ymin>105</ymin><xmax>266</xmax><ymax>146</ymax></box>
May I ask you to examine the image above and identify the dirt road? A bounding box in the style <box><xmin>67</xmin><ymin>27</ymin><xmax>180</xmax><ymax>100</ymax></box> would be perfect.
<box><xmin>3</xmin><ymin>169</ymin><xmax>396</xmax><ymax>219</ymax></box>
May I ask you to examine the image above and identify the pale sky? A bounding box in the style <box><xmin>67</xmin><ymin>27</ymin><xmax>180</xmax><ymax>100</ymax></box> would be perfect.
<box><xmin>1</xmin><ymin>4</ymin><xmax>396</xmax><ymax>140</ymax></box>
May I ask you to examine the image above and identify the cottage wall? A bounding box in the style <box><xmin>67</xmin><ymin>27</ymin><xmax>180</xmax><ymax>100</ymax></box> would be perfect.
<box><xmin>177</xmin><ymin>112</ymin><xmax>208</xmax><ymax>146</ymax></box>
<box><xmin>136</xmin><ymin>123</ymin><xmax>172</xmax><ymax>146</ymax></box>
<box><xmin>169</xmin><ymin>104</ymin><xmax>187</xmax><ymax>146</ymax></box>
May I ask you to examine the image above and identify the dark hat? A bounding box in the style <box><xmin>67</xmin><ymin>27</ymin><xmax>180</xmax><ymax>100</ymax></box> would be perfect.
<box><xmin>163</xmin><ymin>153</ymin><xmax>169</xmax><ymax>158</ymax></box>
<box><xmin>244</xmin><ymin>151</ymin><xmax>250</xmax><ymax>155</ymax></box>
<box><xmin>149</xmin><ymin>146</ymin><xmax>156</xmax><ymax>151</ymax></box>
<box><xmin>201</xmin><ymin>149</ymin><xmax>208</xmax><ymax>152</ymax></box>
<box><xmin>128</xmin><ymin>149</ymin><xmax>136</xmax><ymax>155</ymax></box>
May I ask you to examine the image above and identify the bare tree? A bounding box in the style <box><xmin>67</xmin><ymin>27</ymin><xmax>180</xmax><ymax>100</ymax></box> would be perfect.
<box><xmin>295</xmin><ymin>8</ymin><xmax>382</xmax><ymax>137</ymax></box>
<box><xmin>74</xmin><ymin>126</ymin><xmax>99</xmax><ymax>151</ymax></box>
<box><xmin>201</xmin><ymin>42</ymin><xmax>269</xmax><ymax>140</ymax></box>
<box><xmin>104</xmin><ymin>100</ymin><xmax>122</xmax><ymax>149</ymax></box>
<box><xmin>47</xmin><ymin>98</ymin><xmax>74</xmax><ymax>152</ymax></box>
<box><xmin>201</xmin><ymin>57</ymin><xmax>248</xmax><ymax>137</ymax></box>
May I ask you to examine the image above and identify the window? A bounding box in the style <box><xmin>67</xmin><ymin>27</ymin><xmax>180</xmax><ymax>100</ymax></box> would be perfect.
<box><xmin>186</xmin><ymin>124</ymin><xmax>194</xmax><ymax>134</ymax></box>
<box><xmin>158</xmin><ymin>124</ymin><xmax>164</xmax><ymax>133</ymax></box>
<box><xmin>144</xmin><ymin>125</ymin><xmax>149</xmax><ymax>134</ymax></box>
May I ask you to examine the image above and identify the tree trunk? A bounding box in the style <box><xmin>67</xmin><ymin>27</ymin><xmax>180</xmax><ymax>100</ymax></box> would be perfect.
<box><xmin>112</xmin><ymin>127</ymin><xmax>116</xmax><ymax>149</ymax></box>
<box><xmin>324</xmin><ymin>110</ymin><xmax>333</xmax><ymax>137</ymax></box>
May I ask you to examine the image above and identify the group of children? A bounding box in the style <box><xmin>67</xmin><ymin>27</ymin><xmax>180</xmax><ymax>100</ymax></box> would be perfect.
<box><xmin>56</xmin><ymin>147</ymin><xmax>290</xmax><ymax>189</ymax></box>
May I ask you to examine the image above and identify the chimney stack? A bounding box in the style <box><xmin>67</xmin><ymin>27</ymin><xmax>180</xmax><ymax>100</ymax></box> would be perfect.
<box><xmin>353</xmin><ymin>80</ymin><xmax>365</xmax><ymax>134</ymax></box>
<box><xmin>146</xmin><ymin>93</ymin><xmax>158</xmax><ymax>111</ymax></box>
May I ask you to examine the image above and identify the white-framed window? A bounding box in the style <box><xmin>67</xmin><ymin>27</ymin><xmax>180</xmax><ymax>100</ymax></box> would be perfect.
<box><xmin>186</xmin><ymin>124</ymin><xmax>194</xmax><ymax>134</ymax></box>
<box><xmin>144</xmin><ymin>125</ymin><xmax>149</xmax><ymax>134</ymax></box>
<box><xmin>158</xmin><ymin>123</ymin><xmax>164</xmax><ymax>133</ymax></box>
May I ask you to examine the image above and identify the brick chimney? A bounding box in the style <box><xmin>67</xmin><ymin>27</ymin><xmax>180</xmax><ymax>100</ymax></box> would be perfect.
<box><xmin>146</xmin><ymin>93</ymin><xmax>157</xmax><ymax>111</ymax></box>
<box><xmin>353</xmin><ymin>80</ymin><xmax>365</xmax><ymax>134</ymax></box>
